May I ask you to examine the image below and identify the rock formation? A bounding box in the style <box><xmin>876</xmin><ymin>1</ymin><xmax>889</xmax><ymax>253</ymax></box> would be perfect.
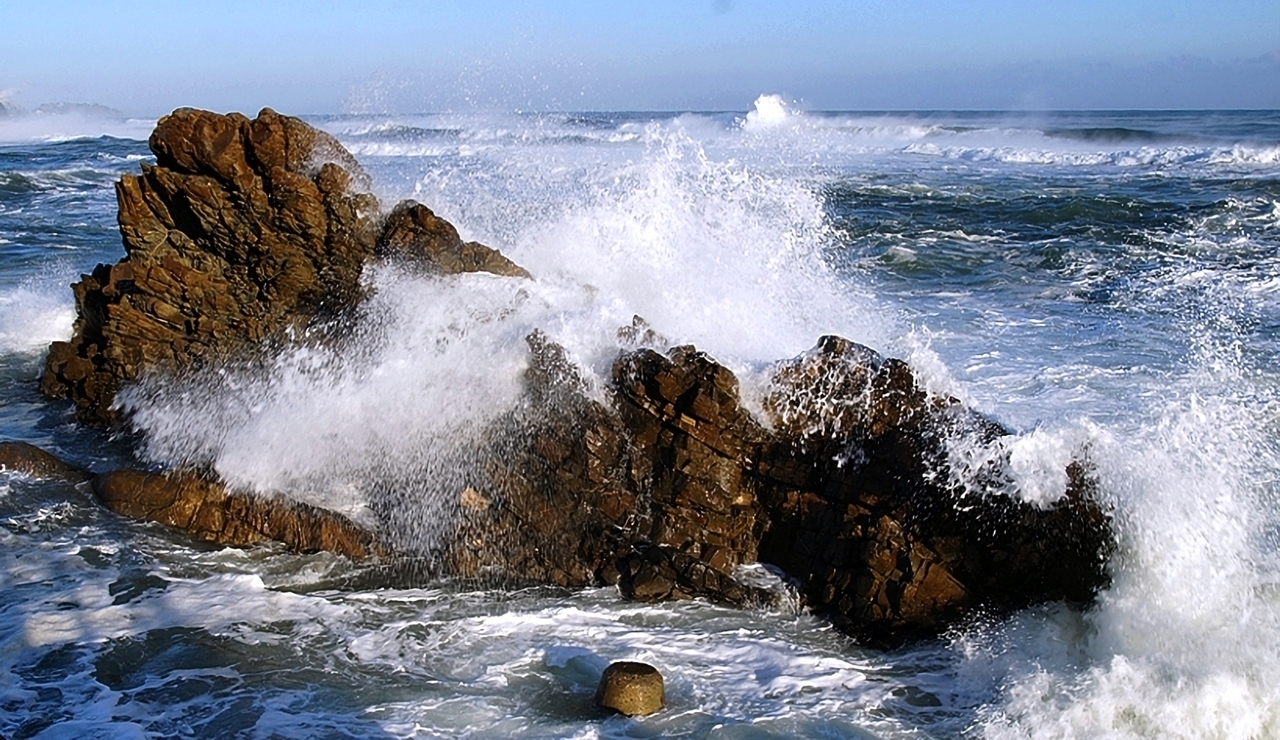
<box><xmin>446</xmin><ymin>331</ymin><xmax>1112</xmax><ymax>642</ymax></box>
<box><xmin>37</xmin><ymin>107</ymin><xmax>1115</xmax><ymax>644</ymax></box>
<box><xmin>94</xmin><ymin>469</ymin><xmax>386</xmax><ymax>559</ymax></box>
<box><xmin>753</xmin><ymin>336</ymin><xmax>1110</xmax><ymax>641</ymax></box>
<box><xmin>39</xmin><ymin>107</ymin><xmax>524</xmax><ymax>425</ymax></box>
<box><xmin>0</xmin><ymin>439</ymin><xmax>387</xmax><ymax>561</ymax></box>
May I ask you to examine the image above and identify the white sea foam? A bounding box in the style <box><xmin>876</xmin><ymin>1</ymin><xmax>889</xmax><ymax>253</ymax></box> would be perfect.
<box><xmin>742</xmin><ymin>93</ymin><xmax>793</xmax><ymax>130</ymax></box>
<box><xmin>0</xmin><ymin>282</ymin><xmax>76</xmax><ymax>354</ymax></box>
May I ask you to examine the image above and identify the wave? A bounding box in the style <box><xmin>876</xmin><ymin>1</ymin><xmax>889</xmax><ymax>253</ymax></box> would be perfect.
<box><xmin>902</xmin><ymin>141</ymin><xmax>1280</xmax><ymax>169</ymax></box>
<box><xmin>1042</xmin><ymin>126</ymin><xmax>1185</xmax><ymax>144</ymax></box>
<box><xmin>0</xmin><ymin>116</ymin><xmax>154</xmax><ymax>145</ymax></box>
<box><xmin>0</xmin><ymin>282</ymin><xmax>75</xmax><ymax>354</ymax></box>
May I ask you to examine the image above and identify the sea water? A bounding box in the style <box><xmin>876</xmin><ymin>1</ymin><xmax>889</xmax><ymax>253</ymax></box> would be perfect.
<box><xmin>1</xmin><ymin>97</ymin><xmax>1279</xmax><ymax>738</ymax></box>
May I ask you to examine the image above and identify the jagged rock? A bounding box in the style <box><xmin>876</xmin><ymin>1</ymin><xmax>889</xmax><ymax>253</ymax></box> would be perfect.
<box><xmin>93</xmin><ymin>469</ymin><xmax>387</xmax><ymax>559</ymax></box>
<box><xmin>0</xmin><ymin>441</ymin><xmax>92</xmax><ymax>483</ymax></box>
<box><xmin>377</xmin><ymin>200</ymin><xmax>530</xmax><ymax>278</ymax></box>
<box><xmin>612</xmin><ymin>345</ymin><xmax>766</xmax><ymax>572</ymax></box>
<box><xmin>40</xmin><ymin>107</ymin><xmax>381</xmax><ymax>424</ymax></box>
<box><xmin>449</xmin><ymin>332</ymin><xmax>1112</xmax><ymax>643</ymax></box>
<box><xmin>753</xmin><ymin>336</ymin><xmax>1112</xmax><ymax>642</ymax></box>
<box><xmin>596</xmin><ymin>661</ymin><xmax>665</xmax><ymax>716</ymax></box>
<box><xmin>41</xmin><ymin>108</ymin><xmax>530</xmax><ymax>426</ymax></box>
<box><xmin>443</xmin><ymin>330</ymin><xmax>635</xmax><ymax>586</ymax></box>
<box><xmin>441</xmin><ymin>332</ymin><xmax>772</xmax><ymax>602</ymax></box>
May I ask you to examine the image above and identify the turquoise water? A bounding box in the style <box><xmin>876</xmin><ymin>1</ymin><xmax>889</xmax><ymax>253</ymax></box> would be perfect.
<box><xmin>2</xmin><ymin>101</ymin><xmax>1280</xmax><ymax>738</ymax></box>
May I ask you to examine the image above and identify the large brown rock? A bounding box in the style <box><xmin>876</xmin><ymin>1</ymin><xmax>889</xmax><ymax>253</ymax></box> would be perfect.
<box><xmin>40</xmin><ymin>108</ymin><xmax>381</xmax><ymax>425</ymax></box>
<box><xmin>753</xmin><ymin>336</ymin><xmax>1112</xmax><ymax>642</ymax></box>
<box><xmin>41</xmin><ymin>108</ymin><xmax>530</xmax><ymax>426</ymax></box>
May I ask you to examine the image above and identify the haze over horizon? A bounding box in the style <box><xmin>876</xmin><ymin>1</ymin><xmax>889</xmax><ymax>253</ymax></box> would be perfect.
<box><xmin>2</xmin><ymin>0</ymin><xmax>1278</xmax><ymax>116</ymax></box>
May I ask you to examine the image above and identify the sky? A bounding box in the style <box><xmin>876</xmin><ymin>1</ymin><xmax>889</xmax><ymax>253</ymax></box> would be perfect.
<box><xmin>1</xmin><ymin>0</ymin><xmax>1278</xmax><ymax>115</ymax></box>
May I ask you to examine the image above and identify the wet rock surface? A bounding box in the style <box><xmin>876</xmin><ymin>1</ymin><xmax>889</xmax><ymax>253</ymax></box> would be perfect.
<box><xmin>35</xmin><ymin>108</ymin><xmax>1115</xmax><ymax>643</ymax></box>
<box><xmin>596</xmin><ymin>661</ymin><xmax>665</xmax><ymax>716</ymax></box>
<box><xmin>93</xmin><ymin>469</ymin><xmax>387</xmax><ymax>559</ymax></box>
<box><xmin>0</xmin><ymin>441</ymin><xmax>92</xmax><ymax>483</ymax></box>
<box><xmin>440</xmin><ymin>330</ymin><xmax>1111</xmax><ymax>642</ymax></box>
<box><xmin>752</xmin><ymin>336</ymin><xmax>1112</xmax><ymax>642</ymax></box>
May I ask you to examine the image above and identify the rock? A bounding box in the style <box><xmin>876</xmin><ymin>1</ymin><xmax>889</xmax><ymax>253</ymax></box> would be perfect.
<box><xmin>613</xmin><ymin>345</ymin><xmax>767</xmax><ymax>573</ymax></box>
<box><xmin>441</xmin><ymin>330</ymin><xmax>636</xmax><ymax>586</ymax></box>
<box><xmin>448</xmin><ymin>331</ymin><xmax>1112</xmax><ymax>643</ymax></box>
<box><xmin>617</xmin><ymin>544</ymin><xmax>775</xmax><ymax>606</ymax></box>
<box><xmin>93</xmin><ymin>469</ymin><xmax>387</xmax><ymax>559</ymax></box>
<box><xmin>40</xmin><ymin>108</ymin><xmax>530</xmax><ymax>426</ymax></box>
<box><xmin>0</xmin><ymin>441</ymin><xmax>92</xmax><ymax>483</ymax></box>
<box><xmin>40</xmin><ymin>107</ymin><xmax>381</xmax><ymax>425</ymax></box>
<box><xmin>377</xmin><ymin>200</ymin><xmax>530</xmax><ymax>278</ymax></box>
<box><xmin>753</xmin><ymin>335</ymin><xmax>1112</xmax><ymax>642</ymax></box>
<box><xmin>596</xmin><ymin>661</ymin><xmax>665</xmax><ymax>716</ymax></box>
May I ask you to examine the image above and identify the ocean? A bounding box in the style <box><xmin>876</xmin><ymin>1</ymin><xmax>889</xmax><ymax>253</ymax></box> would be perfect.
<box><xmin>1</xmin><ymin>97</ymin><xmax>1279</xmax><ymax>738</ymax></box>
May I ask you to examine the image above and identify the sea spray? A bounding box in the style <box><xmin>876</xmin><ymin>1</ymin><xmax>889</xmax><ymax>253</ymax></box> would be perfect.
<box><xmin>120</xmin><ymin>113</ymin><xmax>897</xmax><ymax>551</ymax></box>
<box><xmin>121</xmin><ymin>264</ymin><xmax>538</xmax><ymax>544</ymax></box>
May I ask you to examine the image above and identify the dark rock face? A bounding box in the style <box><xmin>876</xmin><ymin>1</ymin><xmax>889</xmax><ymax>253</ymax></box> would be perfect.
<box><xmin>93</xmin><ymin>469</ymin><xmax>387</xmax><ymax>559</ymax></box>
<box><xmin>436</xmin><ymin>332</ymin><xmax>1112</xmax><ymax>642</ymax></box>
<box><xmin>753</xmin><ymin>336</ymin><xmax>1111</xmax><ymax>641</ymax></box>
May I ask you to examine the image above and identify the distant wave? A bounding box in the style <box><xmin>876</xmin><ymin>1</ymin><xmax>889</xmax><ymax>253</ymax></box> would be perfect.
<box><xmin>342</xmin><ymin>122</ymin><xmax>465</xmax><ymax>141</ymax></box>
<box><xmin>903</xmin><ymin>142</ymin><xmax>1280</xmax><ymax>169</ymax></box>
<box><xmin>1043</xmin><ymin>126</ymin><xmax>1184</xmax><ymax>144</ymax></box>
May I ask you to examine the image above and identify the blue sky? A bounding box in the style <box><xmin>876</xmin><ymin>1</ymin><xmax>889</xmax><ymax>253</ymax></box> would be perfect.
<box><xmin>2</xmin><ymin>0</ymin><xmax>1277</xmax><ymax>114</ymax></box>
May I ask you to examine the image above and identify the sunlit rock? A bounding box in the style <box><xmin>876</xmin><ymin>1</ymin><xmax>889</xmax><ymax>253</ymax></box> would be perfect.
<box><xmin>38</xmin><ymin>108</ymin><xmax>525</xmax><ymax>426</ymax></box>
<box><xmin>596</xmin><ymin>661</ymin><xmax>665</xmax><ymax>716</ymax></box>
<box><xmin>377</xmin><ymin>200</ymin><xmax>530</xmax><ymax>278</ymax></box>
